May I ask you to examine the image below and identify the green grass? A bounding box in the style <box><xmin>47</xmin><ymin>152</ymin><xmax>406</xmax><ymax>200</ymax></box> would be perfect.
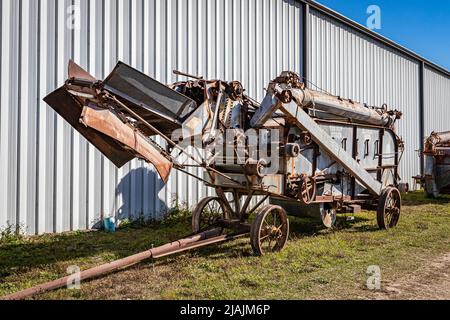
<box><xmin>0</xmin><ymin>192</ymin><xmax>449</xmax><ymax>300</ymax></box>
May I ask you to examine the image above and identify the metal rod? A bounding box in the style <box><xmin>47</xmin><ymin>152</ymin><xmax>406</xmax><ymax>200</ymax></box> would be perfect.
<box><xmin>248</xmin><ymin>194</ymin><xmax>270</xmax><ymax>215</ymax></box>
<box><xmin>0</xmin><ymin>229</ymin><xmax>248</xmax><ymax>300</ymax></box>
<box><xmin>152</xmin><ymin>232</ymin><xmax>248</xmax><ymax>259</ymax></box>
<box><xmin>176</xmin><ymin>167</ymin><xmax>213</xmax><ymax>186</ymax></box>
<box><xmin>173</xmin><ymin>70</ymin><xmax>203</xmax><ymax>80</ymax></box>
<box><xmin>240</xmin><ymin>191</ymin><xmax>254</xmax><ymax>217</ymax></box>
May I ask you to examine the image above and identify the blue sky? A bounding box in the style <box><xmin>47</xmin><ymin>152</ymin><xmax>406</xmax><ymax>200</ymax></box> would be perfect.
<box><xmin>316</xmin><ymin>0</ymin><xmax>450</xmax><ymax>70</ymax></box>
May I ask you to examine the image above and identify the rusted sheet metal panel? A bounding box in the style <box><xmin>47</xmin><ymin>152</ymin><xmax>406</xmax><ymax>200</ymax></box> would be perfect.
<box><xmin>68</xmin><ymin>59</ymin><xmax>96</xmax><ymax>81</ymax></box>
<box><xmin>46</xmin><ymin>59</ymin><xmax>179</xmax><ymax>182</ymax></box>
<box><xmin>44</xmin><ymin>87</ymin><xmax>135</xmax><ymax>168</ymax></box>
<box><xmin>79</xmin><ymin>106</ymin><xmax>173</xmax><ymax>183</ymax></box>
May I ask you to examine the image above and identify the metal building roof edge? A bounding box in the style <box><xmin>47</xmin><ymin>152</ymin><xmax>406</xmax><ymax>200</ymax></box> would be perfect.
<box><xmin>302</xmin><ymin>0</ymin><xmax>450</xmax><ymax>78</ymax></box>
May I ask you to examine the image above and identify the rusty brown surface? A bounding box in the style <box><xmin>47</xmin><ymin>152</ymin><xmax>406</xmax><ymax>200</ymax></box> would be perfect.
<box><xmin>1</xmin><ymin>228</ymin><xmax>248</xmax><ymax>300</ymax></box>
<box><xmin>68</xmin><ymin>59</ymin><xmax>97</xmax><ymax>81</ymax></box>
<box><xmin>43</xmin><ymin>87</ymin><xmax>135</xmax><ymax>168</ymax></box>
<box><xmin>80</xmin><ymin>105</ymin><xmax>173</xmax><ymax>183</ymax></box>
<box><xmin>44</xmin><ymin>61</ymin><xmax>206</xmax><ymax>182</ymax></box>
<box><xmin>424</xmin><ymin>131</ymin><xmax>450</xmax><ymax>155</ymax></box>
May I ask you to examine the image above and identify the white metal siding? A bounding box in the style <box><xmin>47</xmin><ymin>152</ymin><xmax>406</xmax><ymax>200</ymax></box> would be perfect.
<box><xmin>307</xmin><ymin>8</ymin><xmax>421</xmax><ymax>189</ymax></box>
<box><xmin>0</xmin><ymin>0</ymin><xmax>303</xmax><ymax>234</ymax></box>
<box><xmin>424</xmin><ymin>67</ymin><xmax>450</xmax><ymax>135</ymax></box>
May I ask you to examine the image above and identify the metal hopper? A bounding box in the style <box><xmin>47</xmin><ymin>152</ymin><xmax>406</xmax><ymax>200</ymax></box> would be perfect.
<box><xmin>43</xmin><ymin>60</ymin><xmax>196</xmax><ymax>182</ymax></box>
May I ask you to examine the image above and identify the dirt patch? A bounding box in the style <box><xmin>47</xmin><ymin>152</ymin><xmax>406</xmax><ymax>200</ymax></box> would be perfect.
<box><xmin>372</xmin><ymin>252</ymin><xmax>450</xmax><ymax>300</ymax></box>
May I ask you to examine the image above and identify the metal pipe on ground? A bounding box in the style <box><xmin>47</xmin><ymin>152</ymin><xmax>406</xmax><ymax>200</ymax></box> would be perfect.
<box><xmin>1</xmin><ymin>229</ymin><xmax>247</xmax><ymax>300</ymax></box>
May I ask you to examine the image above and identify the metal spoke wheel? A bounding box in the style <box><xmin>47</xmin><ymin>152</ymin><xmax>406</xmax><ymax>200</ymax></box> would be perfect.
<box><xmin>250</xmin><ymin>205</ymin><xmax>289</xmax><ymax>256</ymax></box>
<box><xmin>192</xmin><ymin>197</ymin><xmax>230</xmax><ymax>233</ymax></box>
<box><xmin>377</xmin><ymin>187</ymin><xmax>401</xmax><ymax>229</ymax></box>
<box><xmin>299</xmin><ymin>176</ymin><xmax>316</xmax><ymax>204</ymax></box>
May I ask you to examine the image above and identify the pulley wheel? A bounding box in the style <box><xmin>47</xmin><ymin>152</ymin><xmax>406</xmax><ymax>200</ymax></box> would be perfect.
<box><xmin>299</xmin><ymin>176</ymin><xmax>316</xmax><ymax>204</ymax></box>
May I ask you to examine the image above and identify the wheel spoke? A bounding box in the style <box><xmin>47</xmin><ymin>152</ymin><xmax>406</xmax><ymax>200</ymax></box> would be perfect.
<box><xmin>386</xmin><ymin>195</ymin><xmax>393</xmax><ymax>208</ymax></box>
<box><xmin>385</xmin><ymin>209</ymin><xmax>391</xmax><ymax>225</ymax></box>
<box><xmin>260</xmin><ymin>234</ymin><xmax>270</xmax><ymax>241</ymax></box>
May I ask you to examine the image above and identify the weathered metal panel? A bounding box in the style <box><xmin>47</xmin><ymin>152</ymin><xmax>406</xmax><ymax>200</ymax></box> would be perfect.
<box><xmin>280</xmin><ymin>103</ymin><xmax>383</xmax><ymax>195</ymax></box>
<box><xmin>0</xmin><ymin>0</ymin><xmax>303</xmax><ymax>234</ymax></box>
<box><xmin>307</xmin><ymin>8</ymin><xmax>421</xmax><ymax>189</ymax></box>
<box><xmin>424</xmin><ymin>67</ymin><xmax>450</xmax><ymax>134</ymax></box>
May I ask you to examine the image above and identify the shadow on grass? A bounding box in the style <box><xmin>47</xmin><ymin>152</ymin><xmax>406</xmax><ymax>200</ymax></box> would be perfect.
<box><xmin>402</xmin><ymin>191</ymin><xmax>450</xmax><ymax>206</ymax></box>
<box><xmin>188</xmin><ymin>240</ymin><xmax>253</xmax><ymax>259</ymax></box>
<box><xmin>0</xmin><ymin>219</ymin><xmax>192</xmax><ymax>277</ymax></box>
<box><xmin>289</xmin><ymin>214</ymin><xmax>375</xmax><ymax>237</ymax></box>
<box><xmin>343</xmin><ymin>222</ymin><xmax>380</xmax><ymax>233</ymax></box>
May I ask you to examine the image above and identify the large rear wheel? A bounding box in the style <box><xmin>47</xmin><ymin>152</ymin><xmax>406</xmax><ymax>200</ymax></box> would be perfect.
<box><xmin>376</xmin><ymin>187</ymin><xmax>401</xmax><ymax>229</ymax></box>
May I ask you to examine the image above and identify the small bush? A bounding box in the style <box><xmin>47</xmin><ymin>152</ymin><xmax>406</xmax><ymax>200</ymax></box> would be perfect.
<box><xmin>162</xmin><ymin>202</ymin><xmax>192</xmax><ymax>226</ymax></box>
<box><xmin>0</xmin><ymin>223</ymin><xmax>25</xmax><ymax>244</ymax></box>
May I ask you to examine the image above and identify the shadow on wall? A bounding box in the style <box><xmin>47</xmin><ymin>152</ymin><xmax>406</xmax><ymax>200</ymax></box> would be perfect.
<box><xmin>115</xmin><ymin>166</ymin><xmax>168</xmax><ymax>224</ymax></box>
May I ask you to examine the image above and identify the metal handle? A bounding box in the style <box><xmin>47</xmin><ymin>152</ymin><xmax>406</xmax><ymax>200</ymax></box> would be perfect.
<box><xmin>173</xmin><ymin>70</ymin><xmax>203</xmax><ymax>80</ymax></box>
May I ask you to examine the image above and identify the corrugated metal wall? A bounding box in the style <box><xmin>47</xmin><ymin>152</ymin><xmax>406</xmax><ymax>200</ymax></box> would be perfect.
<box><xmin>0</xmin><ymin>0</ymin><xmax>303</xmax><ymax>235</ymax></box>
<box><xmin>307</xmin><ymin>8</ymin><xmax>421</xmax><ymax>188</ymax></box>
<box><xmin>424</xmin><ymin>67</ymin><xmax>450</xmax><ymax>134</ymax></box>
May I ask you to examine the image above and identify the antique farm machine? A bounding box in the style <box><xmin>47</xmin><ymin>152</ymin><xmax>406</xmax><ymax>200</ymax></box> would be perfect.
<box><xmin>414</xmin><ymin>131</ymin><xmax>450</xmax><ymax>197</ymax></box>
<box><xmin>45</xmin><ymin>61</ymin><xmax>406</xmax><ymax>256</ymax></box>
<box><xmin>1</xmin><ymin>60</ymin><xmax>408</xmax><ymax>300</ymax></box>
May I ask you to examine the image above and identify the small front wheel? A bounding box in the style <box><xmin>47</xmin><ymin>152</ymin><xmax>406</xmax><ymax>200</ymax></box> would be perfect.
<box><xmin>192</xmin><ymin>197</ymin><xmax>229</xmax><ymax>234</ymax></box>
<box><xmin>377</xmin><ymin>187</ymin><xmax>401</xmax><ymax>229</ymax></box>
<box><xmin>250</xmin><ymin>205</ymin><xmax>289</xmax><ymax>256</ymax></box>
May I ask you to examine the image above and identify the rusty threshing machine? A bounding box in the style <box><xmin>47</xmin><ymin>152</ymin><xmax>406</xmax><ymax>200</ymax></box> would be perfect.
<box><xmin>414</xmin><ymin>131</ymin><xmax>450</xmax><ymax>197</ymax></box>
<box><xmin>2</xmin><ymin>60</ymin><xmax>408</xmax><ymax>299</ymax></box>
<box><xmin>46</xmin><ymin>61</ymin><xmax>407</xmax><ymax>255</ymax></box>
